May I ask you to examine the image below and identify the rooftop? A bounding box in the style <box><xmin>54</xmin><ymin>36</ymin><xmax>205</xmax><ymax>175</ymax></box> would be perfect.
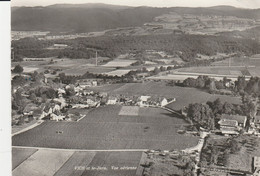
<box><xmin>218</xmin><ymin>119</ymin><xmax>238</xmax><ymax>127</ymax></box>
<box><xmin>221</xmin><ymin>114</ymin><xmax>246</xmax><ymax>124</ymax></box>
<box><xmin>255</xmin><ymin>157</ymin><xmax>260</xmax><ymax>168</ymax></box>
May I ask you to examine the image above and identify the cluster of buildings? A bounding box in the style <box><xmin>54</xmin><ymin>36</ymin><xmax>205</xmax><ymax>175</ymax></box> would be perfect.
<box><xmin>106</xmin><ymin>94</ymin><xmax>176</xmax><ymax>108</ymax></box>
<box><xmin>218</xmin><ymin>114</ymin><xmax>247</xmax><ymax>135</ymax></box>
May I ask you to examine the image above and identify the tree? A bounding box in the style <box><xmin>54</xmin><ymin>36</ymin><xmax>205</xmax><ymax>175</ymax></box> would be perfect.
<box><xmin>212</xmin><ymin>98</ymin><xmax>223</xmax><ymax>115</ymax></box>
<box><xmin>235</xmin><ymin>76</ymin><xmax>247</xmax><ymax>94</ymax></box>
<box><xmin>223</xmin><ymin>102</ymin><xmax>234</xmax><ymax>114</ymax></box>
<box><xmin>183</xmin><ymin>78</ymin><xmax>197</xmax><ymax>87</ymax></box>
<box><xmin>196</xmin><ymin>76</ymin><xmax>206</xmax><ymax>88</ymax></box>
<box><xmin>152</xmin><ymin>67</ymin><xmax>160</xmax><ymax>75</ymax></box>
<box><xmin>12</xmin><ymin>64</ymin><xmax>23</xmax><ymax>74</ymax></box>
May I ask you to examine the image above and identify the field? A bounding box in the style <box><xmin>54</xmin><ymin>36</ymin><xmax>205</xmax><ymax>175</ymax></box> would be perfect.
<box><xmin>177</xmin><ymin>66</ymin><xmax>247</xmax><ymax>76</ymax></box>
<box><xmin>119</xmin><ymin>106</ymin><xmax>139</xmax><ymax>116</ymax></box>
<box><xmin>102</xmin><ymin>59</ymin><xmax>137</xmax><ymax>67</ymax></box>
<box><xmin>211</xmin><ymin>56</ymin><xmax>260</xmax><ymax>77</ymax></box>
<box><xmin>62</xmin><ymin>66</ymin><xmax>114</xmax><ymax>75</ymax></box>
<box><xmin>12</xmin><ymin>105</ymin><xmax>198</xmax><ymax>150</ymax></box>
<box><xmin>12</xmin><ymin>148</ymin><xmax>38</xmax><ymax>170</ymax></box>
<box><xmin>12</xmin><ymin>58</ymin><xmax>114</xmax><ymax>76</ymax></box>
<box><xmin>12</xmin><ymin>149</ymin><xmax>74</xmax><ymax>176</ymax></box>
<box><xmin>104</xmin><ymin>69</ymin><xmax>132</xmax><ymax>76</ymax></box>
<box><xmin>101</xmin><ymin>81</ymin><xmax>241</xmax><ymax>110</ymax></box>
<box><xmin>12</xmin><ymin>148</ymin><xmax>143</xmax><ymax>176</ymax></box>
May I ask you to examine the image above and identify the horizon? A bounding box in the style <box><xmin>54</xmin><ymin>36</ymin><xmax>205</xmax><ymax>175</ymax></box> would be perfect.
<box><xmin>11</xmin><ymin>0</ymin><xmax>260</xmax><ymax>9</ymax></box>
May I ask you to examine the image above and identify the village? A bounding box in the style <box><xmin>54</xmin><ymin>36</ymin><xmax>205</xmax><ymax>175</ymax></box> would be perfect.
<box><xmin>9</xmin><ymin>3</ymin><xmax>260</xmax><ymax>175</ymax></box>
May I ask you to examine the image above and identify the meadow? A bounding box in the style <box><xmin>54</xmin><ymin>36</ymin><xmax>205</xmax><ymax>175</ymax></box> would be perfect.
<box><xmin>107</xmin><ymin>81</ymin><xmax>241</xmax><ymax>110</ymax></box>
<box><xmin>12</xmin><ymin>148</ymin><xmax>143</xmax><ymax>176</ymax></box>
<box><xmin>12</xmin><ymin>149</ymin><xmax>74</xmax><ymax>176</ymax></box>
<box><xmin>102</xmin><ymin>59</ymin><xmax>137</xmax><ymax>67</ymax></box>
<box><xmin>12</xmin><ymin>105</ymin><xmax>198</xmax><ymax>150</ymax></box>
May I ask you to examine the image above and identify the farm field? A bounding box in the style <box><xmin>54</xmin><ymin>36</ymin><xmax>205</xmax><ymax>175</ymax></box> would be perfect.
<box><xmin>62</xmin><ymin>65</ymin><xmax>114</xmax><ymax>75</ymax></box>
<box><xmin>12</xmin><ymin>148</ymin><xmax>38</xmax><ymax>170</ymax></box>
<box><xmin>102</xmin><ymin>59</ymin><xmax>137</xmax><ymax>67</ymax></box>
<box><xmin>106</xmin><ymin>81</ymin><xmax>241</xmax><ymax>110</ymax></box>
<box><xmin>12</xmin><ymin>149</ymin><xmax>74</xmax><ymax>176</ymax></box>
<box><xmin>12</xmin><ymin>105</ymin><xmax>199</xmax><ymax>150</ymax></box>
<box><xmin>212</xmin><ymin>56</ymin><xmax>260</xmax><ymax>67</ymax></box>
<box><xmin>211</xmin><ymin>56</ymin><xmax>260</xmax><ymax>77</ymax></box>
<box><xmin>176</xmin><ymin>66</ymin><xmax>248</xmax><ymax>76</ymax></box>
<box><xmin>104</xmin><ymin>69</ymin><xmax>132</xmax><ymax>76</ymax></box>
<box><xmin>88</xmin><ymin>83</ymin><xmax>125</xmax><ymax>93</ymax></box>
<box><xmin>12</xmin><ymin>58</ymin><xmax>114</xmax><ymax>76</ymax></box>
<box><xmin>12</xmin><ymin>148</ymin><xmax>143</xmax><ymax>176</ymax></box>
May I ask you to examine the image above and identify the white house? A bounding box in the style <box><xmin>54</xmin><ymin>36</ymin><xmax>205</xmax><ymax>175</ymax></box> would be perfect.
<box><xmin>139</xmin><ymin>96</ymin><xmax>151</xmax><ymax>107</ymax></box>
<box><xmin>107</xmin><ymin>97</ymin><xmax>117</xmax><ymax>105</ymax></box>
<box><xmin>160</xmin><ymin>98</ymin><xmax>168</xmax><ymax>107</ymax></box>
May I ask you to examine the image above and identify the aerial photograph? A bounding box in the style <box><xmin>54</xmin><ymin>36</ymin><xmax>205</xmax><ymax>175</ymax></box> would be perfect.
<box><xmin>10</xmin><ymin>0</ymin><xmax>260</xmax><ymax>175</ymax></box>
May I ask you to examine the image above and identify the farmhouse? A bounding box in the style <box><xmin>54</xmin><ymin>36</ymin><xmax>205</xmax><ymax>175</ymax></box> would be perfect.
<box><xmin>220</xmin><ymin>114</ymin><xmax>247</xmax><ymax>128</ymax></box>
<box><xmin>218</xmin><ymin>119</ymin><xmax>239</xmax><ymax>135</ymax></box>
<box><xmin>218</xmin><ymin>114</ymin><xmax>247</xmax><ymax>135</ymax></box>
<box><xmin>107</xmin><ymin>97</ymin><xmax>117</xmax><ymax>105</ymax></box>
<box><xmin>139</xmin><ymin>95</ymin><xmax>151</xmax><ymax>107</ymax></box>
<box><xmin>160</xmin><ymin>98</ymin><xmax>168</xmax><ymax>107</ymax></box>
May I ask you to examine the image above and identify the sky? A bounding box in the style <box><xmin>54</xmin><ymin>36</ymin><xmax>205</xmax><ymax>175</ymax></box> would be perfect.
<box><xmin>11</xmin><ymin>0</ymin><xmax>260</xmax><ymax>9</ymax></box>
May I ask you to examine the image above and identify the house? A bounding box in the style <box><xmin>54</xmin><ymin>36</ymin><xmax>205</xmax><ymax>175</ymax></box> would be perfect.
<box><xmin>92</xmin><ymin>81</ymin><xmax>98</xmax><ymax>87</ymax></box>
<box><xmin>160</xmin><ymin>98</ymin><xmax>168</xmax><ymax>107</ymax></box>
<box><xmin>107</xmin><ymin>97</ymin><xmax>117</xmax><ymax>105</ymax></box>
<box><xmin>139</xmin><ymin>96</ymin><xmax>151</xmax><ymax>107</ymax></box>
<box><xmin>253</xmin><ymin>156</ymin><xmax>260</xmax><ymax>176</ymax></box>
<box><xmin>50</xmin><ymin>113</ymin><xmax>65</xmax><ymax>121</ymax></box>
<box><xmin>220</xmin><ymin>114</ymin><xmax>247</xmax><ymax>128</ymax></box>
<box><xmin>218</xmin><ymin>119</ymin><xmax>239</xmax><ymax>135</ymax></box>
<box><xmin>218</xmin><ymin>114</ymin><xmax>247</xmax><ymax>135</ymax></box>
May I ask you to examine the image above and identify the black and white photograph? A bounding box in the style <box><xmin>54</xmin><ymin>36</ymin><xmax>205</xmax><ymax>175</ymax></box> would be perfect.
<box><xmin>5</xmin><ymin>0</ymin><xmax>260</xmax><ymax>175</ymax></box>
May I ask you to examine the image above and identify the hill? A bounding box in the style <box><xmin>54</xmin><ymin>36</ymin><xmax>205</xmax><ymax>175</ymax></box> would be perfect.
<box><xmin>11</xmin><ymin>4</ymin><xmax>260</xmax><ymax>33</ymax></box>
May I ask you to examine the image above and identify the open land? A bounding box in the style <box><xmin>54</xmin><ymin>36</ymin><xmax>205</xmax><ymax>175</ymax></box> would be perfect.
<box><xmin>12</xmin><ymin>147</ymin><xmax>143</xmax><ymax>176</ymax></box>
<box><xmin>12</xmin><ymin>58</ymin><xmax>115</xmax><ymax>76</ymax></box>
<box><xmin>89</xmin><ymin>81</ymin><xmax>241</xmax><ymax>110</ymax></box>
<box><xmin>12</xmin><ymin>105</ymin><xmax>199</xmax><ymax>150</ymax></box>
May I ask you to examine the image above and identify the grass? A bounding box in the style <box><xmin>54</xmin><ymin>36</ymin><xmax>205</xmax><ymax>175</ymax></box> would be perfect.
<box><xmin>119</xmin><ymin>106</ymin><xmax>139</xmax><ymax>116</ymax></box>
<box><xmin>12</xmin><ymin>148</ymin><xmax>38</xmax><ymax>170</ymax></box>
<box><xmin>12</xmin><ymin>149</ymin><xmax>74</xmax><ymax>176</ymax></box>
<box><xmin>177</xmin><ymin>66</ymin><xmax>246</xmax><ymax>76</ymax></box>
<box><xmin>81</xmin><ymin>151</ymin><xmax>142</xmax><ymax>176</ymax></box>
<box><xmin>105</xmin><ymin>69</ymin><xmax>132</xmax><ymax>76</ymax></box>
<box><xmin>102</xmin><ymin>59</ymin><xmax>137</xmax><ymax>67</ymax></box>
<box><xmin>105</xmin><ymin>81</ymin><xmax>241</xmax><ymax>110</ymax></box>
<box><xmin>62</xmin><ymin>66</ymin><xmax>114</xmax><ymax>75</ymax></box>
<box><xmin>12</xmin><ymin>105</ymin><xmax>198</xmax><ymax>150</ymax></box>
<box><xmin>13</xmin><ymin>148</ymin><xmax>143</xmax><ymax>176</ymax></box>
<box><xmin>54</xmin><ymin>151</ymin><xmax>96</xmax><ymax>176</ymax></box>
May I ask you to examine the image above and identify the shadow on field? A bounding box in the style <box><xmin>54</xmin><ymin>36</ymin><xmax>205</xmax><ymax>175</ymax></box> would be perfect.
<box><xmin>160</xmin><ymin>112</ymin><xmax>185</xmax><ymax>120</ymax></box>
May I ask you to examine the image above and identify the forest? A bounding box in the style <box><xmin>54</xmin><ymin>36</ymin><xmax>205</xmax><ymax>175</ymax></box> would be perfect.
<box><xmin>12</xmin><ymin>33</ymin><xmax>260</xmax><ymax>62</ymax></box>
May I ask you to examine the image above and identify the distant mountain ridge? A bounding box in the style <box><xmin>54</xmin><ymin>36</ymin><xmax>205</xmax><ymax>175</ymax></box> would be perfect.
<box><xmin>11</xmin><ymin>3</ymin><xmax>260</xmax><ymax>33</ymax></box>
